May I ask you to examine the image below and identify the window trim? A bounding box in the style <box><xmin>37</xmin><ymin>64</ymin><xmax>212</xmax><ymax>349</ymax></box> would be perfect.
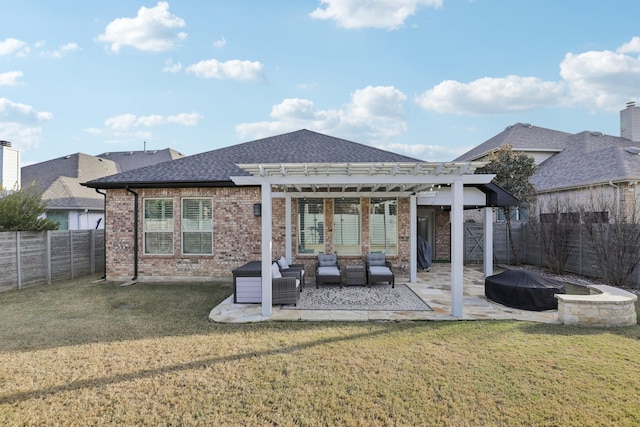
<box><xmin>143</xmin><ymin>197</ymin><xmax>174</xmax><ymax>255</ymax></box>
<box><xmin>297</xmin><ymin>198</ymin><xmax>325</xmax><ymax>256</ymax></box>
<box><xmin>369</xmin><ymin>197</ymin><xmax>398</xmax><ymax>255</ymax></box>
<box><xmin>333</xmin><ymin>197</ymin><xmax>361</xmax><ymax>255</ymax></box>
<box><xmin>181</xmin><ymin>197</ymin><xmax>214</xmax><ymax>255</ymax></box>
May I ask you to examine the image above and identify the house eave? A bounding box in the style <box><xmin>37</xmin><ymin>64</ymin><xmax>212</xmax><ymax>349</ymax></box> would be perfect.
<box><xmin>81</xmin><ymin>180</ymin><xmax>243</xmax><ymax>190</ymax></box>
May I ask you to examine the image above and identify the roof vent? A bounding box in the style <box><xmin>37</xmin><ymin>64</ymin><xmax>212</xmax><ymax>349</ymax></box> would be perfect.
<box><xmin>0</xmin><ymin>140</ymin><xmax>12</xmax><ymax>147</ymax></box>
<box><xmin>627</xmin><ymin>101</ymin><xmax>636</xmax><ymax>108</ymax></box>
<box><xmin>522</xmin><ymin>123</ymin><xmax>533</xmax><ymax>128</ymax></box>
<box><xmin>591</xmin><ymin>131</ymin><xmax>604</xmax><ymax>137</ymax></box>
<box><xmin>625</xmin><ymin>147</ymin><xmax>640</xmax><ymax>154</ymax></box>
<box><xmin>505</xmin><ymin>125</ymin><xmax>513</xmax><ymax>130</ymax></box>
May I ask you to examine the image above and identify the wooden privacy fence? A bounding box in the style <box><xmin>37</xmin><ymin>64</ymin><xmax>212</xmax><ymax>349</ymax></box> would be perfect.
<box><xmin>464</xmin><ymin>222</ymin><xmax>640</xmax><ymax>287</ymax></box>
<box><xmin>0</xmin><ymin>230</ymin><xmax>105</xmax><ymax>292</ymax></box>
<box><xmin>464</xmin><ymin>222</ymin><xmax>525</xmax><ymax>265</ymax></box>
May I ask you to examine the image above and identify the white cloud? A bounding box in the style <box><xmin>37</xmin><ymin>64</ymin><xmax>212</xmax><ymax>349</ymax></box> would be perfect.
<box><xmin>185</xmin><ymin>58</ymin><xmax>265</xmax><ymax>81</ymax></box>
<box><xmin>380</xmin><ymin>142</ymin><xmax>473</xmax><ymax>161</ymax></box>
<box><xmin>0</xmin><ymin>98</ymin><xmax>53</xmax><ymax>151</ymax></box>
<box><xmin>416</xmin><ymin>36</ymin><xmax>640</xmax><ymax>115</ymax></box>
<box><xmin>236</xmin><ymin>85</ymin><xmax>407</xmax><ymax>142</ymax></box>
<box><xmin>167</xmin><ymin>112</ymin><xmax>202</xmax><ymax>126</ymax></box>
<box><xmin>617</xmin><ymin>36</ymin><xmax>640</xmax><ymax>54</ymax></box>
<box><xmin>41</xmin><ymin>42</ymin><xmax>81</xmax><ymax>59</ymax></box>
<box><xmin>213</xmin><ymin>36</ymin><xmax>226</xmax><ymax>48</ymax></box>
<box><xmin>97</xmin><ymin>1</ymin><xmax>187</xmax><ymax>53</ymax></box>
<box><xmin>0</xmin><ymin>71</ymin><xmax>23</xmax><ymax>86</ymax></box>
<box><xmin>162</xmin><ymin>58</ymin><xmax>182</xmax><ymax>73</ymax></box>
<box><xmin>416</xmin><ymin>76</ymin><xmax>567</xmax><ymax>115</ymax></box>
<box><xmin>0</xmin><ymin>38</ymin><xmax>30</xmax><ymax>57</ymax></box>
<box><xmin>310</xmin><ymin>0</ymin><xmax>443</xmax><ymax>30</ymax></box>
<box><xmin>560</xmin><ymin>49</ymin><xmax>640</xmax><ymax>109</ymax></box>
<box><xmin>104</xmin><ymin>112</ymin><xmax>202</xmax><ymax>130</ymax></box>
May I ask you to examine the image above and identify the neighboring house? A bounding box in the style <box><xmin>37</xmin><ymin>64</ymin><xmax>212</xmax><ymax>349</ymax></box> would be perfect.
<box><xmin>20</xmin><ymin>148</ymin><xmax>184</xmax><ymax>230</ymax></box>
<box><xmin>83</xmin><ymin>129</ymin><xmax>516</xmax><ymax>318</ymax></box>
<box><xmin>455</xmin><ymin>102</ymin><xmax>640</xmax><ymax>220</ymax></box>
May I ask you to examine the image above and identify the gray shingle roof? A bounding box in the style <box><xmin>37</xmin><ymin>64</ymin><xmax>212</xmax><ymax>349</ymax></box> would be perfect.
<box><xmin>455</xmin><ymin>122</ymin><xmax>640</xmax><ymax>192</ymax></box>
<box><xmin>84</xmin><ymin>129</ymin><xmax>423</xmax><ymax>188</ymax></box>
<box><xmin>454</xmin><ymin>123</ymin><xmax>572</xmax><ymax>161</ymax></box>
<box><xmin>97</xmin><ymin>148</ymin><xmax>184</xmax><ymax>173</ymax></box>
<box><xmin>530</xmin><ymin>131</ymin><xmax>640</xmax><ymax>191</ymax></box>
<box><xmin>22</xmin><ymin>149</ymin><xmax>183</xmax><ymax>209</ymax></box>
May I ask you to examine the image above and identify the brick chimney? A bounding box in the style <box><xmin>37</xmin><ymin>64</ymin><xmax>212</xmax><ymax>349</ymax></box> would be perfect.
<box><xmin>621</xmin><ymin>101</ymin><xmax>640</xmax><ymax>142</ymax></box>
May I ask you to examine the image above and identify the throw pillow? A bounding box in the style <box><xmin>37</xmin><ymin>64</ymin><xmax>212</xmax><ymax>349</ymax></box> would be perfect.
<box><xmin>277</xmin><ymin>256</ymin><xmax>289</xmax><ymax>270</ymax></box>
<box><xmin>271</xmin><ymin>262</ymin><xmax>282</xmax><ymax>278</ymax></box>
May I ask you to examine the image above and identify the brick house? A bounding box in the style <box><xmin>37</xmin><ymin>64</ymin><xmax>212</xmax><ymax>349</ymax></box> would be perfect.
<box><xmin>84</xmin><ymin>129</ymin><xmax>515</xmax><ymax>317</ymax></box>
<box><xmin>455</xmin><ymin>102</ymin><xmax>640</xmax><ymax>222</ymax></box>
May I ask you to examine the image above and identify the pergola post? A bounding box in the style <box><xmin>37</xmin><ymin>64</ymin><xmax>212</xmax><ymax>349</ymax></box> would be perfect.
<box><xmin>451</xmin><ymin>179</ymin><xmax>464</xmax><ymax>317</ymax></box>
<box><xmin>410</xmin><ymin>195</ymin><xmax>417</xmax><ymax>283</ymax></box>
<box><xmin>285</xmin><ymin>195</ymin><xmax>292</xmax><ymax>263</ymax></box>
<box><xmin>261</xmin><ymin>182</ymin><xmax>273</xmax><ymax>316</ymax></box>
<box><xmin>484</xmin><ymin>207</ymin><xmax>494</xmax><ymax>277</ymax></box>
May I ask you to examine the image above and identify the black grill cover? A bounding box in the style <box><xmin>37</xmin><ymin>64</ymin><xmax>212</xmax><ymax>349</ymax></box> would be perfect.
<box><xmin>485</xmin><ymin>270</ymin><xmax>566</xmax><ymax>311</ymax></box>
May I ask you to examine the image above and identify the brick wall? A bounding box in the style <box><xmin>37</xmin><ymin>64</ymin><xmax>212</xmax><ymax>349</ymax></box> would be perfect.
<box><xmin>105</xmin><ymin>188</ymin><xmax>417</xmax><ymax>281</ymax></box>
<box><xmin>435</xmin><ymin>209</ymin><xmax>451</xmax><ymax>261</ymax></box>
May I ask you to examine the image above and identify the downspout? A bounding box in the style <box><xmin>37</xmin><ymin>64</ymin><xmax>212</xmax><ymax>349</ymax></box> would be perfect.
<box><xmin>95</xmin><ymin>189</ymin><xmax>107</xmax><ymax>280</ymax></box>
<box><xmin>126</xmin><ymin>187</ymin><xmax>139</xmax><ymax>282</ymax></box>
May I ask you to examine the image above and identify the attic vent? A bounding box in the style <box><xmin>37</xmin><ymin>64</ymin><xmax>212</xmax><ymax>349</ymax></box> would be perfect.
<box><xmin>627</xmin><ymin>101</ymin><xmax>636</xmax><ymax>108</ymax></box>
<box><xmin>0</xmin><ymin>140</ymin><xmax>12</xmax><ymax>147</ymax></box>
<box><xmin>625</xmin><ymin>147</ymin><xmax>640</xmax><ymax>154</ymax></box>
<box><xmin>522</xmin><ymin>123</ymin><xmax>533</xmax><ymax>128</ymax></box>
<box><xmin>591</xmin><ymin>131</ymin><xmax>604</xmax><ymax>137</ymax></box>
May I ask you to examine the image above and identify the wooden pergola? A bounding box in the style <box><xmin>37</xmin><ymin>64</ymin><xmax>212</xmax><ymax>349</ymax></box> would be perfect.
<box><xmin>232</xmin><ymin>162</ymin><xmax>496</xmax><ymax>318</ymax></box>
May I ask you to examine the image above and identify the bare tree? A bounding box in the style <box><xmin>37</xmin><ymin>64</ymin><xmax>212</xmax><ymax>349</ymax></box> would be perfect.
<box><xmin>528</xmin><ymin>196</ymin><xmax>579</xmax><ymax>274</ymax></box>
<box><xmin>580</xmin><ymin>190</ymin><xmax>640</xmax><ymax>287</ymax></box>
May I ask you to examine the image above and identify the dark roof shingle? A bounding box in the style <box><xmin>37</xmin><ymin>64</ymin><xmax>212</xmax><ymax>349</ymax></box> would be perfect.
<box><xmin>85</xmin><ymin>129</ymin><xmax>423</xmax><ymax>188</ymax></box>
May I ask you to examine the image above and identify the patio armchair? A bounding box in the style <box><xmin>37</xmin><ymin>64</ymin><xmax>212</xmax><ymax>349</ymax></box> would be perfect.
<box><xmin>366</xmin><ymin>253</ymin><xmax>395</xmax><ymax>288</ymax></box>
<box><xmin>276</xmin><ymin>256</ymin><xmax>306</xmax><ymax>289</ymax></box>
<box><xmin>271</xmin><ymin>262</ymin><xmax>301</xmax><ymax>305</ymax></box>
<box><xmin>315</xmin><ymin>253</ymin><xmax>342</xmax><ymax>288</ymax></box>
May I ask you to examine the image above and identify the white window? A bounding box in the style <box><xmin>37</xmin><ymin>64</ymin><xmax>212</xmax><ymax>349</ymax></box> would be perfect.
<box><xmin>297</xmin><ymin>198</ymin><xmax>324</xmax><ymax>255</ymax></box>
<box><xmin>182</xmin><ymin>198</ymin><xmax>213</xmax><ymax>254</ymax></box>
<box><xmin>144</xmin><ymin>198</ymin><xmax>173</xmax><ymax>254</ymax></box>
<box><xmin>370</xmin><ymin>198</ymin><xmax>398</xmax><ymax>255</ymax></box>
<box><xmin>334</xmin><ymin>198</ymin><xmax>360</xmax><ymax>255</ymax></box>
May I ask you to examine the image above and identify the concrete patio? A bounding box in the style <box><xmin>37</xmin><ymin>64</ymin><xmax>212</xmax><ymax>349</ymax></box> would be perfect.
<box><xmin>208</xmin><ymin>263</ymin><xmax>561</xmax><ymax>324</ymax></box>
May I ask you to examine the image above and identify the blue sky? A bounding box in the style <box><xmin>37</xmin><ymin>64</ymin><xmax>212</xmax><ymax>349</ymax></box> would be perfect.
<box><xmin>3</xmin><ymin>1</ymin><xmax>640</xmax><ymax>166</ymax></box>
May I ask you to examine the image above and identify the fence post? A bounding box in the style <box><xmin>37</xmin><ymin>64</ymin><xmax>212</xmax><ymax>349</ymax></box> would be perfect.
<box><xmin>46</xmin><ymin>230</ymin><xmax>52</xmax><ymax>284</ymax></box>
<box><xmin>16</xmin><ymin>231</ymin><xmax>22</xmax><ymax>290</ymax></box>
<box><xmin>70</xmin><ymin>231</ymin><xmax>74</xmax><ymax>279</ymax></box>
<box><xmin>90</xmin><ymin>229</ymin><xmax>96</xmax><ymax>274</ymax></box>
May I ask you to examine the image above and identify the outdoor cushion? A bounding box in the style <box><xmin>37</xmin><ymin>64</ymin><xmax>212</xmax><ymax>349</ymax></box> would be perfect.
<box><xmin>317</xmin><ymin>266</ymin><xmax>340</xmax><ymax>276</ymax></box>
<box><xmin>271</xmin><ymin>262</ymin><xmax>282</xmax><ymax>278</ymax></box>
<box><xmin>318</xmin><ymin>254</ymin><xmax>338</xmax><ymax>267</ymax></box>
<box><xmin>369</xmin><ymin>266</ymin><xmax>392</xmax><ymax>276</ymax></box>
<box><xmin>367</xmin><ymin>253</ymin><xmax>386</xmax><ymax>266</ymax></box>
<box><xmin>277</xmin><ymin>256</ymin><xmax>289</xmax><ymax>270</ymax></box>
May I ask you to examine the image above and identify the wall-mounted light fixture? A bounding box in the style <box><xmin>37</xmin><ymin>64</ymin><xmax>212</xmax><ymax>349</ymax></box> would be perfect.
<box><xmin>253</xmin><ymin>203</ymin><xmax>262</xmax><ymax>217</ymax></box>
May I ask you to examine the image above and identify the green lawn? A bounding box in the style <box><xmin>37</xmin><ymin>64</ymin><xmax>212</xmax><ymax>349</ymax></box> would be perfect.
<box><xmin>1</xmin><ymin>275</ymin><xmax>640</xmax><ymax>426</ymax></box>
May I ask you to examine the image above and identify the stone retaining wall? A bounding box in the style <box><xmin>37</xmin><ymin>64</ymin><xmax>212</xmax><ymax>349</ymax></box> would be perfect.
<box><xmin>556</xmin><ymin>285</ymin><xmax>637</xmax><ymax>327</ymax></box>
